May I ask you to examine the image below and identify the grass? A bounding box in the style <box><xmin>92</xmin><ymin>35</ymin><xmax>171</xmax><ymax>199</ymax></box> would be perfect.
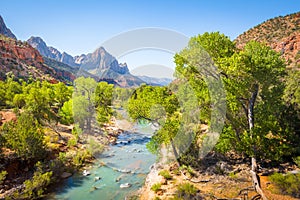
<box><xmin>159</xmin><ymin>169</ymin><xmax>172</xmax><ymax>180</ymax></box>
<box><xmin>174</xmin><ymin>182</ymin><xmax>198</xmax><ymax>199</ymax></box>
<box><xmin>228</xmin><ymin>171</ymin><xmax>238</xmax><ymax>179</ymax></box>
<box><xmin>151</xmin><ymin>183</ymin><xmax>162</xmax><ymax>193</ymax></box>
<box><xmin>270</xmin><ymin>172</ymin><xmax>300</xmax><ymax>197</ymax></box>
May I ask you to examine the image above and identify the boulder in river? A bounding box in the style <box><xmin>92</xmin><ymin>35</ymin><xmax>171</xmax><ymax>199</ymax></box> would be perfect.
<box><xmin>61</xmin><ymin>172</ymin><xmax>72</xmax><ymax>179</ymax></box>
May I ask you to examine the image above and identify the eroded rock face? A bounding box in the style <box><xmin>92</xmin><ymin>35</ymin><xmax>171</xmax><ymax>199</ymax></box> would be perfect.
<box><xmin>0</xmin><ymin>36</ymin><xmax>72</xmax><ymax>82</ymax></box>
<box><xmin>271</xmin><ymin>33</ymin><xmax>300</xmax><ymax>67</ymax></box>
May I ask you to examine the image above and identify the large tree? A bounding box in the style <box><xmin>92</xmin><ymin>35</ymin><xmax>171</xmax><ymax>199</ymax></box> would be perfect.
<box><xmin>73</xmin><ymin>77</ymin><xmax>97</xmax><ymax>132</ymax></box>
<box><xmin>174</xmin><ymin>32</ymin><xmax>293</xmax><ymax>199</ymax></box>
<box><xmin>218</xmin><ymin>41</ymin><xmax>289</xmax><ymax>199</ymax></box>
<box><xmin>94</xmin><ymin>82</ymin><xmax>114</xmax><ymax>125</ymax></box>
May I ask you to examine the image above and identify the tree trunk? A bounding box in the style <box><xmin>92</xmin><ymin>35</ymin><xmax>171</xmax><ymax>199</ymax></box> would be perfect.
<box><xmin>248</xmin><ymin>84</ymin><xmax>267</xmax><ymax>200</ymax></box>
<box><xmin>170</xmin><ymin>138</ymin><xmax>181</xmax><ymax>166</ymax></box>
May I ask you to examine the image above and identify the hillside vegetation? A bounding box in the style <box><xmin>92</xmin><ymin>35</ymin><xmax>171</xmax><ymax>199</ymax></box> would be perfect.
<box><xmin>235</xmin><ymin>12</ymin><xmax>300</xmax><ymax>68</ymax></box>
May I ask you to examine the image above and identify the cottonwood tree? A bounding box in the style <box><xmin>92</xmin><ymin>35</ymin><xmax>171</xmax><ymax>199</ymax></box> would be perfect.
<box><xmin>94</xmin><ymin>81</ymin><xmax>114</xmax><ymax>125</ymax></box>
<box><xmin>73</xmin><ymin>77</ymin><xmax>97</xmax><ymax>133</ymax></box>
<box><xmin>175</xmin><ymin>32</ymin><xmax>291</xmax><ymax>199</ymax></box>
<box><xmin>218</xmin><ymin>41</ymin><xmax>289</xmax><ymax>199</ymax></box>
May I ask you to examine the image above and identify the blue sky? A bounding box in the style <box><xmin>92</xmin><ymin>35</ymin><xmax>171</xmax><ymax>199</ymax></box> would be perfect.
<box><xmin>0</xmin><ymin>0</ymin><xmax>299</xmax><ymax>75</ymax></box>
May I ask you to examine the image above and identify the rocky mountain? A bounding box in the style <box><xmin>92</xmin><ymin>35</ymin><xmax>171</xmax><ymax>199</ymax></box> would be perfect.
<box><xmin>0</xmin><ymin>35</ymin><xmax>74</xmax><ymax>82</ymax></box>
<box><xmin>75</xmin><ymin>47</ymin><xmax>144</xmax><ymax>87</ymax></box>
<box><xmin>235</xmin><ymin>12</ymin><xmax>300</xmax><ymax>68</ymax></box>
<box><xmin>27</xmin><ymin>36</ymin><xmax>144</xmax><ymax>87</ymax></box>
<box><xmin>27</xmin><ymin>36</ymin><xmax>77</xmax><ymax>67</ymax></box>
<box><xmin>0</xmin><ymin>15</ymin><xmax>16</xmax><ymax>40</ymax></box>
<box><xmin>137</xmin><ymin>75</ymin><xmax>172</xmax><ymax>86</ymax></box>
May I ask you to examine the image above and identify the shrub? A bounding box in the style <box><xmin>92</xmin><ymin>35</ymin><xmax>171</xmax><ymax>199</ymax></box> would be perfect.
<box><xmin>228</xmin><ymin>171</ymin><xmax>238</xmax><ymax>179</ymax></box>
<box><xmin>67</xmin><ymin>138</ymin><xmax>77</xmax><ymax>147</ymax></box>
<box><xmin>159</xmin><ymin>169</ymin><xmax>172</xmax><ymax>180</ymax></box>
<box><xmin>0</xmin><ymin>170</ymin><xmax>7</xmax><ymax>184</ymax></box>
<box><xmin>151</xmin><ymin>183</ymin><xmax>162</xmax><ymax>193</ymax></box>
<box><xmin>175</xmin><ymin>183</ymin><xmax>198</xmax><ymax>199</ymax></box>
<box><xmin>72</xmin><ymin>150</ymin><xmax>92</xmax><ymax>167</ymax></box>
<box><xmin>293</xmin><ymin>156</ymin><xmax>300</xmax><ymax>168</ymax></box>
<box><xmin>1</xmin><ymin>112</ymin><xmax>46</xmax><ymax>160</ymax></box>
<box><xmin>270</xmin><ymin>172</ymin><xmax>300</xmax><ymax>197</ymax></box>
<box><xmin>19</xmin><ymin>162</ymin><xmax>53</xmax><ymax>199</ymax></box>
<box><xmin>87</xmin><ymin>138</ymin><xmax>104</xmax><ymax>156</ymax></box>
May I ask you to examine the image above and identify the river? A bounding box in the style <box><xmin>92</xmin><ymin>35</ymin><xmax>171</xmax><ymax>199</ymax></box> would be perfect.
<box><xmin>49</xmin><ymin>122</ymin><xmax>156</xmax><ymax>200</ymax></box>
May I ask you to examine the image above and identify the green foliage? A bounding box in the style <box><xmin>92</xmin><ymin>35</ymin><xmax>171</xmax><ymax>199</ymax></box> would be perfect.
<box><xmin>293</xmin><ymin>156</ymin><xmax>300</xmax><ymax>168</ymax></box>
<box><xmin>23</xmin><ymin>81</ymin><xmax>56</xmax><ymax>121</ymax></box>
<box><xmin>179</xmin><ymin>165</ymin><xmax>196</xmax><ymax>177</ymax></box>
<box><xmin>95</xmin><ymin>82</ymin><xmax>114</xmax><ymax>125</ymax></box>
<box><xmin>72</xmin><ymin>123</ymin><xmax>82</xmax><ymax>141</ymax></box>
<box><xmin>59</xmin><ymin>99</ymin><xmax>74</xmax><ymax>125</ymax></box>
<box><xmin>174</xmin><ymin>183</ymin><xmax>198</xmax><ymax>199</ymax></box>
<box><xmin>113</xmin><ymin>87</ymin><xmax>134</xmax><ymax>107</ymax></box>
<box><xmin>67</xmin><ymin>138</ymin><xmax>77</xmax><ymax>147</ymax></box>
<box><xmin>53</xmin><ymin>82</ymin><xmax>73</xmax><ymax>108</ymax></box>
<box><xmin>151</xmin><ymin>183</ymin><xmax>162</xmax><ymax>193</ymax></box>
<box><xmin>87</xmin><ymin>137</ymin><xmax>104</xmax><ymax>156</ymax></box>
<box><xmin>128</xmin><ymin>85</ymin><xmax>179</xmax><ymax>156</ymax></box>
<box><xmin>73</xmin><ymin>77</ymin><xmax>97</xmax><ymax>131</ymax></box>
<box><xmin>72</xmin><ymin>149</ymin><xmax>92</xmax><ymax>168</ymax></box>
<box><xmin>270</xmin><ymin>172</ymin><xmax>300</xmax><ymax>197</ymax></box>
<box><xmin>217</xmin><ymin>40</ymin><xmax>293</xmax><ymax>160</ymax></box>
<box><xmin>228</xmin><ymin>171</ymin><xmax>238</xmax><ymax>179</ymax></box>
<box><xmin>21</xmin><ymin>162</ymin><xmax>53</xmax><ymax>199</ymax></box>
<box><xmin>159</xmin><ymin>169</ymin><xmax>172</xmax><ymax>180</ymax></box>
<box><xmin>1</xmin><ymin>112</ymin><xmax>46</xmax><ymax>160</ymax></box>
<box><xmin>0</xmin><ymin>170</ymin><xmax>7</xmax><ymax>184</ymax></box>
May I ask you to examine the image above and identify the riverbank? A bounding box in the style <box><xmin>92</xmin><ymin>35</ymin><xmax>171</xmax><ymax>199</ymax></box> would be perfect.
<box><xmin>0</xmin><ymin>111</ymin><xmax>125</xmax><ymax>199</ymax></box>
<box><xmin>139</xmin><ymin>152</ymin><xmax>300</xmax><ymax>200</ymax></box>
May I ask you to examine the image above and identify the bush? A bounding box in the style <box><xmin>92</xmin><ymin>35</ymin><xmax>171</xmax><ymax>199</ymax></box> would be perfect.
<box><xmin>151</xmin><ymin>183</ymin><xmax>162</xmax><ymax>193</ymax></box>
<box><xmin>293</xmin><ymin>156</ymin><xmax>300</xmax><ymax>168</ymax></box>
<box><xmin>0</xmin><ymin>170</ymin><xmax>7</xmax><ymax>184</ymax></box>
<box><xmin>67</xmin><ymin>138</ymin><xmax>77</xmax><ymax>147</ymax></box>
<box><xmin>72</xmin><ymin>150</ymin><xmax>92</xmax><ymax>167</ymax></box>
<box><xmin>1</xmin><ymin>112</ymin><xmax>46</xmax><ymax>160</ymax></box>
<box><xmin>19</xmin><ymin>162</ymin><xmax>53</xmax><ymax>199</ymax></box>
<box><xmin>270</xmin><ymin>172</ymin><xmax>300</xmax><ymax>197</ymax></box>
<box><xmin>175</xmin><ymin>183</ymin><xmax>198</xmax><ymax>199</ymax></box>
<box><xmin>87</xmin><ymin>138</ymin><xmax>104</xmax><ymax>156</ymax></box>
<box><xmin>159</xmin><ymin>169</ymin><xmax>172</xmax><ymax>180</ymax></box>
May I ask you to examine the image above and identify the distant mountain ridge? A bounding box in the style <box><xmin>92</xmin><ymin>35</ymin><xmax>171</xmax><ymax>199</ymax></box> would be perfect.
<box><xmin>235</xmin><ymin>12</ymin><xmax>300</xmax><ymax>68</ymax></box>
<box><xmin>137</xmin><ymin>75</ymin><xmax>172</xmax><ymax>86</ymax></box>
<box><xmin>27</xmin><ymin>36</ymin><xmax>77</xmax><ymax>67</ymax></box>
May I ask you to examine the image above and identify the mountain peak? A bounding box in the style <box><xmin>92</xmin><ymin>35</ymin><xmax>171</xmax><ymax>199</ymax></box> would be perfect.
<box><xmin>0</xmin><ymin>15</ymin><xmax>17</xmax><ymax>40</ymax></box>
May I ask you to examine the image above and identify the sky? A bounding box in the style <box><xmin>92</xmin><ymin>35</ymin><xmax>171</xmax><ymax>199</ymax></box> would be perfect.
<box><xmin>0</xmin><ymin>0</ymin><xmax>299</xmax><ymax>76</ymax></box>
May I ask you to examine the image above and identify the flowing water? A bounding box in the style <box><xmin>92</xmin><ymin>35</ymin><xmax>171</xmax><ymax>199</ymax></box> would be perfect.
<box><xmin>50</xmin><ymin>123</ymin><xmax>156</xmax><ymax>200</ymax></box>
